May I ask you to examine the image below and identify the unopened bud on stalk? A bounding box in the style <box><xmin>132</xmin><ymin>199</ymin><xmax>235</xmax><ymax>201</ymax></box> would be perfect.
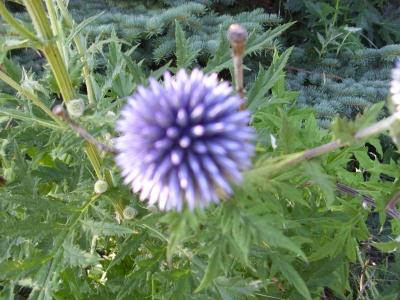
<box><xmin>94</xmin><ymin>180</ymin><xmax>108</xmax><ymax>194</ymax></box>
<box><xmin>66</xmin><ymin>98</ymin><xmax>85</xmax><ymax>117</ymax></box>
<box><xmin>227</xmin><ymin>23</ymin><xmax>247</xmax><ymax>110</ymax></box>
<box><xmin>123</xmin><ymin>206</ymin><xmax>138</xmax><ymax>220</ymax></box>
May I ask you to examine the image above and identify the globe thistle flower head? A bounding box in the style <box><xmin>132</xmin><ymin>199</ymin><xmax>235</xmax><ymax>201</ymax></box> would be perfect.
<box><xmin>115</xmin><ymin>68</ymin><xmax>254</xmax><ymax>212</ymax></box>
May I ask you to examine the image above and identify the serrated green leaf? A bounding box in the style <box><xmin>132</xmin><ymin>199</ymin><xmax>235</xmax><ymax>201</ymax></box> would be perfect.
<box><xmin>194</xmin><ymin>239</ymin><xmax>224</xmax><ymax>293</ymax></box>
<box><xmin>247</xmin><ymin>47</ymin><xmax>293</xmax><ymax>110</ymax></box>
<box><xmin>302</xmin><ymin>160</ymin><xmax>335</xmax><ymax>206</ymax></box>
<box><xmin>81</xmin><ymin>220</ymin><xmax>137</xmax><ymax>236</ymax></box>
<box><xmin>371</xmin><ymin>241</ymin><xmax>400</xmax><ymax>252</ymax></box>
<box><xmin>116</xmin><ymin>246</ymin><xmax>165</xmax><ymax>300</ymax></box>
<box><xmin>306</xmin><ymin>252</ymin><xmax>345</xmax><ymax>288</ymax></box>
<box><xmin>108</xmin><ymin>231</ymin><xmax>148</xmax><ymax>269</ymax></box>
<box><xmin>214</xmin><ymin>277</ymin><xmax>262</xmax><ymax>300</ymax></box>
<box><xmin>354</xmin><ymin>101</ymin><xmax>385</xmax><ymax>130</ymax></box>
<box><xmin>174</xmin><ymin>20</ymin><xmax>199</xmax><ymax>69</ymax></box>
<box><xmin>352</xmin><ymin>148</ymin><xmax>374</xmax><ymax>169</ymax></box>
<box><xmin>63</xmin><ymin>244</ymin><xmax>102</xmax><ymax>267</ymax></box>
<box><xmin>272</xmin><ymin>258</ymin><xmax>312</xmax><ymax>300</ymax></box>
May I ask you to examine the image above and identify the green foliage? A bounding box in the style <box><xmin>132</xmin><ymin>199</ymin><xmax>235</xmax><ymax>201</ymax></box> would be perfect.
<box><xmin>0</xmin><ymin>0</ymin><xmax>399</xmax><ymax>299</ymax></box>
<box><xmin>285</xmin><ymin>0</ymin><xmax>400</xmax><ymax>49</ymax></box>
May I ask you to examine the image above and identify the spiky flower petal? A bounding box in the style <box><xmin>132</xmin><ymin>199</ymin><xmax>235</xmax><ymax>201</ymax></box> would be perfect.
<box><xmin>115</xmin><ymin>69</ymin><xmax>254</xmax><ymax>211</ymax></box>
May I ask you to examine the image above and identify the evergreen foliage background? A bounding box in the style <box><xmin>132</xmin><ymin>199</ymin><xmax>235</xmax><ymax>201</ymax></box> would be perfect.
<box><xmin>0</xmin><ymin>0</ymin><xmax>400</xmax><ymax>299</ymax></box>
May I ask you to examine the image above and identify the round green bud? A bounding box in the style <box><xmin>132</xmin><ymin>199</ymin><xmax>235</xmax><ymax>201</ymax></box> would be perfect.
<box><xmin>123</xmin><ymin>206</ymin><xmax>138</xmax><ymax>220</ymax></box>
<box><xmin>94</xmin><ymin>180</ymin><xmax>108</xmax><ymax>194</ymax></box>
<box><xmin>67</xmin><ymin>98</ymin><xmax>85</xmax><ymax>117</ymax></box>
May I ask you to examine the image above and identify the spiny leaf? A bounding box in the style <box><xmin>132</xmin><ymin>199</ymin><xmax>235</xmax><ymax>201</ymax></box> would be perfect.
<box><xmin>194</xmin><ymin>238</ymin><xmax>225</xmax><ymax>293</ymax></box>
<box><xmin>81</xmin><ymin>220</ymin><xmax>138</xmax><ymax>236</ymax></box>
<box><xmin>302</xmin><ymin>160</ymin><xmax>336</xmax><ymax>207</ymax></box>
<box><xmin>13</xmin><ymin>141</ymin><xmax>34</xmax><ymax>194</ymax></box>
<box><xmin>108</xmin><ymin>230</ymin><xmax>148</xmax><ymax>269</ymax></box>
<box><xmin>66</xmin><ymin>12</ymin><xmax>104</xmax><ymax>45</ymax></box>
<box><xmin>174</xmin><ymin>20</ymin><xmax>199</xmax><ymax>69</ymax></box>
<box><xmin>214</xmin><ymin>277</ymin><xmax>262</xmax><ymax>300</ymax></box>
<box><xmin>272</xmin><ymin>257</ymin><xmax>312</xmax><ymax>300</ymax></box>
<box><xmin>116</xmin><ymin>246</ymin><xmax>165</xmax><ymax>300</ymax></box>
<box><xmin>62</xmin><ymin>244</ymin><xmax>102</xmax><ymax>267</ymax></box>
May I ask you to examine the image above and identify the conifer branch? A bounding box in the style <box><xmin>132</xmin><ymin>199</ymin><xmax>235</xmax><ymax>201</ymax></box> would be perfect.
<box><xmin>285</xmin><ymin>63</ymin><xmax>345</xmax><ymax>81</ymax></box>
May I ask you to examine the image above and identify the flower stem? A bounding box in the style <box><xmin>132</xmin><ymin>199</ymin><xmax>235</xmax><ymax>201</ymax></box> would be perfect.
<box><xmin>0</xmin><ymin>2</ymin><xmax>39</xmax><ymax>41</ymax></box>
<box><xmin>22</xmin><ymin>0</ymin><xmax>75</xmax><ymax>103</ymax></box>
<box><xmin>52</xmin><ymin>105</ymin><xmax>117</xmax><ymax>155</ymax></box>
<box><xmin>54</xmin><ymin>0</ymin><xmax>95</xmax><ymax>104</ymax></box>
<box><xmin>289</xmin><ymin>115</ymin><xmax>399</xmax><ymax>167</ymax></box>
<box><xmin>56</xmin><ymin>0</ymin><xmax>94</xmax><ymax>103</ymax></box>
<box><xmin>336</xmin><ymin>183</ymin><xmax>400</xmax><ymax>218</ymax></box>
<box><xmin>44</xmin><ymin>0</ymin><xmax>67</xmax><ymax>63</ymax></box>
<box><xmin>227</xmin><ymin>24</ymin><xmax>247</xmax><ymax>110</ymax></box>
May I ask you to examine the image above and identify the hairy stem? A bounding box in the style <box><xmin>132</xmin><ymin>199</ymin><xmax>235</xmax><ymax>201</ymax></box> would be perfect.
<box><xmin>288</xmin><ymin>114</ymin><xmax>398</xmax><ymax>168</ymax></box>
<box><xmin>0</xmin><ymin>2</ymin><xmax>39</xmax><ymax>41</ymax></box>
<box><xmin>336</xmin><ymin>183</ymin><xmax>400</xmax><ymax>218</ymax></box>
<box><xmin>22</xmin><ymin>0</ymin><xmax>75</xmax><ymax>103</ymax></box>
<box><xmin>54</xmin><ymin>0</ymin><xmax>95</xmax><ymax>104</ymax></box>
<box><xmin>52</xmin><ymin>105</ymin><xmax>117</xmax><ymax>155</ymax></box>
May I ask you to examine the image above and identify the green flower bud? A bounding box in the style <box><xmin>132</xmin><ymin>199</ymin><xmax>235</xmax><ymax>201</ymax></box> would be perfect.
<box><xmin>123</xmin><ymin>206</ymin><xmax>138</xmax><ymax>220</ymax></box>
<box><xmin>67</xmin><ymin>98</ymin><xmax>85</xmax><ymax>117</ymax></box>
<box><xmin>94</xmin><ymin>180</ymin><xmax>108</xmax><ymax>194</ymax></box>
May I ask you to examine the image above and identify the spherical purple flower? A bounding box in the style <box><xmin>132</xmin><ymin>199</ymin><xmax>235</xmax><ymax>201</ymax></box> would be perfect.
<box><xmin>115</xmin><ymin>68</ymin><xmax>254</xmax><ymax>211</ymax></box>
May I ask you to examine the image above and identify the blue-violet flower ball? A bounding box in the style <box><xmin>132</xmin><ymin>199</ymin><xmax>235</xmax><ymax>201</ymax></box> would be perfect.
<box><xmin>115</xmin><ymin>68</ymin><xmax>254</xmax><ymax>211</ymax></box>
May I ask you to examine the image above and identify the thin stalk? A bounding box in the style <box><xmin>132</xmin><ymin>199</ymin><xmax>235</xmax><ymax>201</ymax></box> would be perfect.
<box><xmin>336</xmin><ymin>183</ymin><xmax>400</xmax><ymax>218</ymax></box>
<box><xmin>289</xmin><ymin>114</ymin><xmax>398</xmax><ymax>167</ymax></box>
<box><xmin>85</xmin><ymin>142</ymin><xmax>103</xmax><ymax>181</ymax></box>
<box><xmin>22</xmin><ymin>0</ymin><xmax>75</xmax><ymax>103</ymax></box>
<box><xmin>0</xmin><ymin>70</ymin><xmax>63</xmax><ymax>126</ymax></box>
<box><xmin>52</xmin><ymin>105</ymin><xmax>117</xmax><ymax>155</ymax></box>
<box><xmin>54</xmin><ymin>0</ymin><xmax>95</xmax><ymax>104</ymax></box>
<box><xmin>44</xmin><ymin>0</ymin><xmax>66</xmax><ymax>63</ymax></box>
<box><xmin>22</xmin><ymin>0</ymin><xmax>53</xmax><ymax>41</ymax></box>
<box><xmin>386</xmin><ymin>191</ymin><xmax>400</xmax><ymax>217</ymax></box>
<box><xmin>356</xmin><ymin>250</ymin><xmax>379</xmax><ymax>299</ymax></box>
<box><xmin>227</xmin><ymin>23</ymin><xmax>247</xmax><ymax>110</ymax></box>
